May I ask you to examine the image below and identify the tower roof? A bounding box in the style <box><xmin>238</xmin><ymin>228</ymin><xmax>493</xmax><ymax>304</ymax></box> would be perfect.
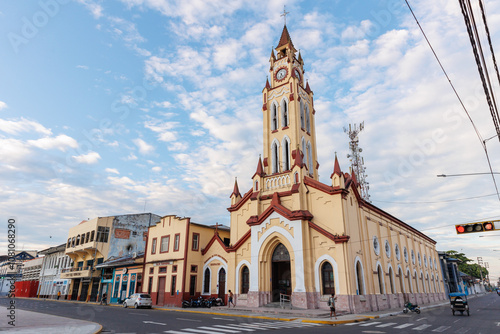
<box><xmin>253</xmin><ymin>156</ymin><xmax>265</xmax><ymax>178</ymax></box>
<box><xmin>330</xmin><ymin>153</ymin><xmax>342</xmax><ymax>178</ymax></box>
<box><xmin>276</xmin><ymin>25</ymin><xmax>295</xmax><ymax>51</ymax></box>
<box><xmin>230</xmin><ymin>178</ymin><xmax>241</xmax><ymax>198</ymax></box>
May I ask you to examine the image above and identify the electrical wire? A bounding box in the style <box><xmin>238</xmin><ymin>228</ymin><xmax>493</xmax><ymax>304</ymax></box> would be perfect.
<box><xmin>371</xmin><ymin>193</ymin><xmax>498</xmax><ymax>204</ymax></box>
<box><xmin>404</xmin><ymin>0</ymin><xmax>500</xmax><ymax>201</ymax></box>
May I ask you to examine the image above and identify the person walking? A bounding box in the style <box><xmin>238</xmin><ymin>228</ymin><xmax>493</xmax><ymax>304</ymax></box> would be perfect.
<box><xmin>57</xmin><ymin>291</ymin><xmax>61</xmax><ymax>300</ymax></box>
<box><xmin>328</xmin><ymin>289</ymin><xmax>337</xmax><ymax>319</ymax></box>
<box><xmin>100</xmin><ymin>292</ymin><xmax>107</xmax><ymax>305</ymax></box>
<box><xmin>228</xmin><ymin>290</ymin><xmax>235</xmax><ymax>308</ymax></box>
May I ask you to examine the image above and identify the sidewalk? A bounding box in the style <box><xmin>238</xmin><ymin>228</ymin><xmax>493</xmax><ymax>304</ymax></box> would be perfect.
<box><xmin>0</xmin><ymin>306</ymin><xmax>102</xmax><ymax>334</ymax></box>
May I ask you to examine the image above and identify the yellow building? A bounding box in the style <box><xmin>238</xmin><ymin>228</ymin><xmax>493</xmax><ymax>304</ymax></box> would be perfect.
<box><xmin>143</xmin><ymin>25</ymin><xmax>445</xmax><ymax>313</ymax></box>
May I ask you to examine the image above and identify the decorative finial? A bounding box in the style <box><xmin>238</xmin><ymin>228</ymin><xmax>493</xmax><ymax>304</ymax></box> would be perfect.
<box><xmin>281</xmin><ymin>5</ymin><xmax>290</xmax><ymax>25</ymax></box>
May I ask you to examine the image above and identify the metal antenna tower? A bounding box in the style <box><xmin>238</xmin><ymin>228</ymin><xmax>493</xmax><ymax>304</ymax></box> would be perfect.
<box><xmin>344</xmin><ymin>122</ymin><xmax>370</xmax><ymax>202</ymax></box>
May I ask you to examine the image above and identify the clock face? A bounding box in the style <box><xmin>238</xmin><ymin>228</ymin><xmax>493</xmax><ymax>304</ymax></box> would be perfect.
<box><xmin>276</xmin><ymin>68</ymin><xmax>287</xmax><ymax>81</ymax></box>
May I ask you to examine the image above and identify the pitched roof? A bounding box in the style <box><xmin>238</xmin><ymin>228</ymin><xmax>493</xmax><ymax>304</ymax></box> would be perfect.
<box><xmin>230</xmin><ymin>178</ymin><xmax>241</xmax><ymax>198</ymax></box>
<box><xmin>276</xmin><ymin>25</ymin><xmax>295</xmax><ymax>50</ymax></box>
<box><xmin>330</xmin><ymin>153</ymin><xmax>342</xmax><ymax>178</ymax></box>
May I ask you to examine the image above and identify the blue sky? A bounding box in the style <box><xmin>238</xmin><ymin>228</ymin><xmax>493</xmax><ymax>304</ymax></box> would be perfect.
<box><xmin>1</xmin><ymin>0</ymin><xmax>500</xmax><ymax>282</ymax></box>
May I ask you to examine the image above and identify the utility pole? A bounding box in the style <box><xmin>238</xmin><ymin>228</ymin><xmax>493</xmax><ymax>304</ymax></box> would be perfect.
<box><xmin>344</xmin><ymin>122</ymin><xmax>370</xmax><ymax>202</ymax></box>
<box><xmin>477</xmin><ymin>257</ymin><xmax>484</xmax><ymax>287</ymax></box>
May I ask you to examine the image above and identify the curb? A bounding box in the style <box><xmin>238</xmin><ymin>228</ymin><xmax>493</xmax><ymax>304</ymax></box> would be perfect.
<box><xmin>153</xmin><ymin>307</ymin><xmax>298</xmax><ymax>321</ymax></box>
<box><xmin>302</xmin><ymin>316</ymin><xmax>370</xmax><ymax>325</ymax></box>
<box><xmin>93</xmin><ymin>324</ymin><xmax>103</xmax><ymax>334</ymax></box>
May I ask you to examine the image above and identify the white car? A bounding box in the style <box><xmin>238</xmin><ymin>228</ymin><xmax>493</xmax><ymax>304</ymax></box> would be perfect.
<box><xmin>123</xmin><ymin>293</ymin><xmax>153</xmax><ymax>309</ymax></box>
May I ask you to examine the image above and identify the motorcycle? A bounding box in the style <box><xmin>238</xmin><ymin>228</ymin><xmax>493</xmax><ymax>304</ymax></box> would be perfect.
<box><xmin>403</xmin><ymin>301</ymin><xmax>421</xmax><ymax>314</ymax></box>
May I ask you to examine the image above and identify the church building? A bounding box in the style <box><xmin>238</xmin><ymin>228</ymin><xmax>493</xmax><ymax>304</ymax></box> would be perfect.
<box><xmin>144</xmin><ymin>25</ymin><xmax>446</xmax><ymax>313</ymax></box>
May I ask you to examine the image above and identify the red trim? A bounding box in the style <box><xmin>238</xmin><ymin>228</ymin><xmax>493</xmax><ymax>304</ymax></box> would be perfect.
<box><xmin>227</xmin><ymin>230</ymin><xmax>251</xmax><ymax>252</ymax></box>
<box><xmin>246</xmin><ymin>194</ymin><xmax>313</xmax><ymax>226</ymax></box>
<box><xmin>181</xmin><ymin>219</ymin><xmax>190</xmax><ymax>298</ymax></box>
<box><xmin>227</xmin><ymin>189</ymin><xmax>252</xmax><ymax>212</ymax></box>
<box><xmin>159</xmin><ymin>235</ymin><xmax>170</xmax><ymax>253</ymax></box>
<box><xmin>263</xmin><ymin>158</ymin><xmax>268</xmax><ymax>167</ymax></box>
<box><xmin>201</xmin><ymin>233</ymin><xmax>230</xmax><ymax>255</ymax></box>
<box><xmin>272</xmin><ymin>129</ymin><xmax>278</xmax><ymax>133</ymax></box>
<box><xmin>141</xmin><ymin>228</ymin><xmax>150</xmax><ymax>293</ymax></box>
<box><xmin>304</xmin><ymin>176</ymin><xmax>344</xmax><ymax>195</ymax></box>
<box><xmin>192</xmin><ymin>233</ymin><xmax>200</xmax><ymax>251</ymax></box>
<box><xmin>308</xmin><ymin>221</ymin><xmax>350</xmax><ymax>244</ymax></box>
<box><xmin>262</xmin><ymin>103</ymin><xmax>267</xmax><ymax>111</ymax></box>
<box><xmin>282</xmin><ymin>126</ymin><xmax>289</xmax><ymax>130</ymax></box>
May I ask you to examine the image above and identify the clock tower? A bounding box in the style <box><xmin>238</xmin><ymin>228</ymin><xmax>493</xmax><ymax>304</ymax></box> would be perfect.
<box><xmin>261</xmin><ymin>25</ymin><xmax>318</xmax><ymax>181</ymax></box>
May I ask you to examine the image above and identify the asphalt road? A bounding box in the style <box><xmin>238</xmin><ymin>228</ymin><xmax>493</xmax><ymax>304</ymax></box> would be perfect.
<box><xmin>1</xmin><ymin>293</ymin><xmax>498</xmax><ymax>334</ymax></box>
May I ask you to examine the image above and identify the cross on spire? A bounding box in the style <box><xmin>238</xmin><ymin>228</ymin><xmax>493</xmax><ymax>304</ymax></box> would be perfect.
<box><xmin>281</xmin><ymin>5</ymin><xmax>290</xmax><ymax>25</ymax></box>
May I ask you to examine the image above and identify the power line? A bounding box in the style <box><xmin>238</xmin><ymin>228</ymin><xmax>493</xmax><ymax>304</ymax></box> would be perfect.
<box><xmin>372</xmin><ymin>193</ymin><xmax>498</xmax><ymax>205</ymax></box>
<box><xmin>404</xmin><ymin>0</ymin><xmax>500</xmax><ymax>201</ymax></box>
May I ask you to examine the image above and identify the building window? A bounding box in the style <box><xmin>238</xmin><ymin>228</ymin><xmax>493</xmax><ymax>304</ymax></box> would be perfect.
<box><xmin>96</xmin><ymin>226</ymin><xmax>110</xmax><ymax>243</ymax></box>
<box><xmin>272</xmin><ymin>141</ymin><xmax>279</xmax><ymax>173</ymax></box>
<box><xmin>189</xmin><ymin>275</ymin><xmax>196</xmax><ymax>296</ymax></box>
<box><xmin>151</xmin><ymin>238</ymin><xmax>157</xmax><ymax>254</ymax></box>
<box><xmin>191</xmin><ymin>265</ymin><xmax>197</xmax><ymax>273</ymax></box>
<box><xmin>411</xmin><ymin>250</ymin><xmax>415</xmax><ymax>264</ymax></box>
<box><xmin>271</xmin><ymin>103</ymin><xmax>278</xmax><ymax>130</ymax></box>
<box><xmin>149</xmin><ymin>267</ymin><xmax>154</xmax><ymax>274</ymax></box>
<box><xmin>170</xmin><ymin>276</ymin><xmax>177</xmax><ymax>296</ymax></box>
<box><xmin>356</xmin><ymin>261</ymin><xmax>364</xmax><ymax>295</ymax></box>
<box><xmin>241</xmin><ymin>266</ymin><xmax>249</xmax><ymax>294</ymax></box>
<box><xmin>71</xmin><ymin>237</ymin><xmax>75</xmax><ymax>247</ymax></box>
<box><xmin>159</xmin><ymin>267</ymin><xmax>167</xmax><ymax>274</ymax></box>
<box><xmin>385</xmin><ymin>240</ymin><xmax>391</xmax><ymax>258</ymax></box>
<box><xmin>282</xmin><ymin>137</ymin><xmax>290</xmax><ymax>171</ymax></box>
<box><xmin>174</xmin><ymin>234</ymin><xmax>180</xmax><ymax>252</ymax></box>
<box><xmin>281</xmin><ymin>100</ymin><xmax>288</xmax><ymax>127</ymax></box>
<box><xmin>192</xmin><ymin>233</ymin><xmax>200</xmax><ymax>251</ymax></box>
<box><xmin>418</xmin><ymin>253</ymin><xmax>422</xmax><ymax>266</ymax></box>
<box><xmin>76</xmin><ymin>235</ymin><xmax>80</xmax><ymax>246</ymax></box>
<box><xmin>321</xmin><ymin>262</ymin><xmax>335</xmax><ymax>295</ymax></box>
<box><xmin>306</xmin><ymin>106</ymin><xmax>311</xmax><ymax>132</ymax></box>
<box><xmin>377</xmin><ymin>266</ymin><xmax>385</xmax><ymax>294</ymax></box>
<box><xmin>85</xmin><ymin>232</ymin><xmax>90</xmax><ymax>244</ymax></box>
<box><xmin>307</xmin><ymin>141</ymin><xmax>313</xmax><ymax>175</ymax></box>
<box><xmin>90</xmin><ymin>230</ymin><xmax>95</xmax><ymax>242</ymax></box>
<box><xmin>373</xmin><ymin>236</ymin><xmax>380</xmax><ymax>255</ymax></box>
<box><xmin>395</xmin><ymin>244</ymin><xmax>400</xmax><ymax>261</ymax></box>
<box><xmin>404</xmin><ymin>247</ymin><xmax>408</xmax><ymax>263</ymax></box>
<box><xmin>203</xmin><ymin>268</ymin><xmax>210</xmax><ymax>294</ymax></box>
<box><xmin>300</xmin><ymin>101</ymin><xmax>305</xmax><ymax>129</ymax></box>
<box><xmin>160</xmin><ymin>236</ymin><xmax>170</xmax><ymax>253</ymax></box>
<box><xmin>172</xmin><ymin>265</ymin><xmax>177</xmax><ymax>273</ymax></box>
<box><xmin>424</xmin><ymin>255</ymin><xmax>428</xmax><ymax>267</ymax></box>
<box><xmin>67</xmin><ymin>238</ymin><xmax>71</xmax><ymax>248</ymax></box>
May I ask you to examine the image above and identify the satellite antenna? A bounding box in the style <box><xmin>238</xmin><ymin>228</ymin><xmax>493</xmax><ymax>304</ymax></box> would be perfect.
<box><xmin>344</xmin><ymin>122</ymin><xmax>370</xmax><ymax>202</ymax></box>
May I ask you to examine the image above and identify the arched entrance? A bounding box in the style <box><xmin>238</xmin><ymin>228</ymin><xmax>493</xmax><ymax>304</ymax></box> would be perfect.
<box><xmin>271</xmin><ymin>243</ymin><xmax>291</xmax><ymax>302</ymax></box>
<box><xmin>218</xmin><ymin>268</ymin><xmax>226</xmax><ymax>299</ymax></box>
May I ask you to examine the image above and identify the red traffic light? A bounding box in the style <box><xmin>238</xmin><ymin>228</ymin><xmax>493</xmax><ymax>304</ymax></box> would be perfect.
<box><xmin>483</xmin><ymin>222</ymin><xmax>494</xmax><ymax>230</ymax></box>
<box><xmin>456</xmin><ymin>225</ymin><xmax>465</xmax><ymax>233</ymax></box>
<box><xmin>455</xmin><ymin>221</ymin><xmax>496</xmax><ymax>234</ymax></box>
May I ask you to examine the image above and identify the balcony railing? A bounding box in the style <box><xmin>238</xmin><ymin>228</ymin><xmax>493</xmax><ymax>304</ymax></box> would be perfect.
<box><xmin>264</xmin><ymin>173</ymin><xmax>291</xmax><ymax>191</ymax></box>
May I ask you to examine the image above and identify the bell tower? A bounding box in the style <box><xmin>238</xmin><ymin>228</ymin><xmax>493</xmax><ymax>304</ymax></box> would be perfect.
<box><xmin>261</xmin><ymin>25</ymin><xmax>319</xmax><ymax>181</ymax></box>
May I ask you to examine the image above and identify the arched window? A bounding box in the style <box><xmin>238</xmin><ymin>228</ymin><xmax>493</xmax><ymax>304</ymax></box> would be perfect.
<box><xmin>355</xmin><ymin>261</ymin><xmax>365</xmax><ymax>295</ymax></box>
<box><xmin>388</xmin><ymin>267</ymin><xmax>395</xmax><ymax>294</ymax></box>
<box><xmin>203</xmin><ymin>268</ymin><xmax>210</xmax><ymax>294</ymax></box>
<box><xmin>300</xmin><ymin>102</ymin><xmax>305</xmax><ymax>129</ymax></box>
<box><xmin>241</xmin><ymin>266</ymin><xmax>249</xmax><ymax>294</ymax></box>
<box><xmin>377</xmin><ymin>265</ymin><xmax>385</xmax><ymax>294</ymax></box>
<box><xmin>321</xmin><ymin>262</ymin><xmax>335</xmax><ymax>295</ymax></box>
<box><xmin>271</xmin><ymin>104</ymin><xmax>278</xmax><ymax>130</ymax></box>
<box><xmin>305</xmin><ymin>106</ymin><xmax>311</xmax><ymax>132</ymax></box>
<box><xmin>398</xmin><ymin>267</ymin><xmax>405</xmax><ymax>293</ymax></box>
<box><xmin>281</xmin><ymin>100</ymin><xmax>288</xmax><ymax>127</ymax></box>
<box><xmin>307</xmin><ymin>142</ymin><xmax>313</xmax><ymax>175</ymax></box>
<box><xmin>76</xmin><ymin>235</ymin><xmax>80</xmax><ymax>246</ymax></box>
<box><xmin>283</xmin><ymin>137</ymin><xmax>290</xmax><ymax>171</ymax></box>
<box><xmin>301</xmin><ymin>138</ymin><xmax>306</xmax><ymax>168</ymax></box>
<box><xmin>272</xmin><ymin>142</ymin><xmax>279</xmax><ymax>173</ymax></box>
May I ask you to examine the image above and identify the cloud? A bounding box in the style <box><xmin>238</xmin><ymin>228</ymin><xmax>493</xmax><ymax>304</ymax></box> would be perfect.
<box><xmin>133</xmin><ymin>138</ymin><xmax>155</xmax><ymax>155</ymax></box>
<box><xmin>144</xmin><ymin>118</ymin><xmax>179</xmax><ymax>142</ymax></box>
<box><xmin>152</xmin><ymin>166</ymin><xmax>162</xmax><ymax>172</ymax></box>
<box><xmin>107</xmin><ymin>16</ymin><xmax>151</xmax><ymax>57</ymax></box>
<box><xmin>105</xmin><ymin>168</ymin><xmax>120</xmax><ymax>174</ymax></box>
<box><xmin>0</xmin><ymin>117</ymin><xmax>52</xmax><ymax>136</ymax></box>
<box><xmin>0</xmin><ymin>101</ymin><xmax>7</xmax><ymax>111</ymax></box>
<box><xmin>152</xmin><ymin>101</ymin><xmax>173</xmax><ymax>108</ymax></box>
<box><xmin>76</xmin><ymin>65</ymin><xmax>89</xmax><ymax>70</ymax></box>
<box><xmin>72</xmin><ymin>151</ymin><xmax>101</xmax><ymax>164</ymax></box>
<box><xmin>28</xmin><ymin>135</ymin><xmax>78</xmax><ymax>152</ymax></box>
<box><xmin>77</xmin><ymin>0</ymin><xmax>104</xmax><ymax>19</ymax></box>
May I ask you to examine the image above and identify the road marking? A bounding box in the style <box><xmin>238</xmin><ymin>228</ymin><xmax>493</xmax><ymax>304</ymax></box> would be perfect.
<box><xmin>213</xmin><ymin>324</ymin><xmax>256</xmax><ymax>332</ymax></box>
<box><xmin>144</xmin><ymin>321</ymin><xmax>167</xmax><ymax>325</ymax></box>
<box><xmin>412</xmin><ymin>324</ymin><xmax>432</xmax><ymax>331</ymax></box>
<box><xmin>496</xmin><ymin>322</ymin><xmax>500</xmax><ymax>327</ymax></box>
<box><xmin>344</xmin><ymin>322</ymin><xmax>359</xmax><ymax>325</ymax></box>
<box><xmin>376</xmin><ymin>323</ymin><xmax>397</xmax><ymax>327</ymax></box>
<box><xmin>416</xmin><ymin>318</ymin><xmax>427</xmax><ymax>322</ymax></box>
<box><xmin>212</xmin><ymin>318</ymin><xmax>235</xmax><ymax>321</ymax></box>
<box><xmin>359</xmin><ymin>322</ymin><xmax>382</xmax><ymax>326</ymax></box>
<box><xmin>394</xmin><ymin>323</ymin><xmax>414</xmax><ymax>329</ymax></box>
<box><xmin>361</xmin><ymin>331</ymin><xmax>385</xmax><ymax>334</ymax></box>
<box><xmin>197</xmin><ymin>326</ymin><xmax>240</xmax><ymax>333</ymax></box>
<box><xmin>177</xmin><ymin>318</ymin><xmax>201</xmax><ymax>322</ymax></box>
<box><xmin>455</xmin><ymin>328</ymin><xmax>470</xmax><ymax>334</ymax></box>
<box><xmin>180</xmin><ymin>329</ymin><xmax>226</xmax><ymax>334</ymax></box>
<box><xmin>432</xmin><ymin>326</ymin><xmax>451</xmax><ymax>332</ymax></box>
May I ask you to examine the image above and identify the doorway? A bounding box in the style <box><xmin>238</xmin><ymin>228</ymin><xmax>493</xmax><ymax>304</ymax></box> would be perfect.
<box><xmin>218</xmin><ymin>268</ymin><xmax>226</xmax><ymax>299</ymax></box>
<box><xmin>271</xmin><ymin>243</ymin><xmax>291</xmax><ymax>302</ymax></box>
<box><xmin>157</xmin><ymin>277</ymin><xmax>166</xmax><ymax>305</ymax></box>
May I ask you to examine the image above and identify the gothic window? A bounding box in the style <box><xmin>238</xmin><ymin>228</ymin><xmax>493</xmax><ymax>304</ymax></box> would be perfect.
<box><xmin>241</xmin><ymin>266</ymin><xmax>249</xmax><ymax>294</ymax></box>
<box><xmin>272</xmin><ymin>141</ymin><xmax>279</xmax><ymax>173</ymax></box>
<box><xmin>282</xmin><ymin>137</ymin><xmax>290</xmax><ymax>171</ymax></box>
<box><xmin>377</xmin><ymin>265</ymin><xmax>385</xmax><ymax>294</ymax></box>
<box><xmin>305</xmin><ymin>106</ymin><xmax>311</xmax><ymax>132</ymax></box>
<box><xmin>271</xmin><ymin>103</ymin><xmax>278</xmax><ymax>130</ymax></box>
<box><xmin>203</xmin><ymin>268</ymin><xmax>210</xmax><ymax>294</ymax></box>
<box><xmin>355</xmin><ymin>260</ymin><xmax>365</xmax><ymax>295</ymax></box>
<box><xmin>281</xmin><ymin>99</ymin><xmax>288</xmax><ymax>127</ymax></box>
<box><xmin>388</xmin><ymin>267</ymin><xmax>395</xmax><ymax>294</ymax></box>
<box><xmin>307</xmin><ymin>141</ymin><xmax>313</xmax><ymax>175</ymax></box>
<box><xmin>411</xmin><ymin>250</ymin><xmax>415</xmax><ymax>264</ymax></box>
<box><xmin>398</xmin><ymin>267</ymin><xmax>405</xmax><ymax>293</ymax></box>
<box><xmin>385</xmin><ymin>240</ymin><xmax>391</xmax><ymax>258</ymax></box>
<box><xmin>404</xmin><ymin>247</ymin><xmax>408</xmax><ymax>263</ymax></box>
<box><xmin>300</xmin><ymin>102</ymin><xmax>305</xmax><ymax>129</ymax></box>
<box><xmin>301</xmin><ymin>138</ymin><xmax>306</xmax><ymax>167</ymax></box>
<box><xmin>272</xmin><ymin>243</ymin><xmax>290</xmax><ymax>261</ymax></box>
<box><xmin>321</xmin><ymin>262</ymin><xmax>335</xmax><ymax>295</ymax></box>
<box><xmin>395</xmin><ymin>244</ymin><xmax>400</xmax><ymax>261</ymax></box>
<box><xmin>418</xmin><ymin>252</ymin><xmax>421</xmax><ymax>266</ymax></box>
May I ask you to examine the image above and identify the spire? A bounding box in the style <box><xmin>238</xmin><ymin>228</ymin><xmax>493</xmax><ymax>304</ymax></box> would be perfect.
<box><xmin>230</xmin><ymin>177</ymin><xmax>241</xmax><ymax>198</ymax></box>
<box><xmin>305</xmin><ymin>80</ymin><xmax>312</xmax><ymax>93</ymax></box>
<box><xmin>265</xmin><ymin>78</ymin><xmax>271</xmax><ymax>90</ymax></box>
<box><xmin>269</xmin><ymin>48</ymin><xmax>276</xmax><ymax>61</ymax></box>
<box><xmin>293</xmin><ymin>146</ymin><xmax>304</xmax><ymax>168</ymax></box>
<box><xmin>298</xmin><ymin>50</ymin><xmax>303</xmax><ymax>64</ymax></box>
<box><xmin>254</xmin><ymin>156</ymin><xmax>265</xmax><ymax>177</ymax></box>
<box><xmin>276</xmin><ymin>25</ymin><xmax>295</xmax><ymax>51</ymax></box>
<box><xmin>330</xmin><ymin>153</ymin><xmax>342</xmax><ymax>178</ymax></box>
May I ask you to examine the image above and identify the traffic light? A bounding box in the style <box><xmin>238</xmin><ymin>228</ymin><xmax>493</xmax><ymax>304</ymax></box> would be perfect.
<box><xmin>455</xmin><ymin>221</ymin><xmax>496</xmax><ymax>234</ymax></box>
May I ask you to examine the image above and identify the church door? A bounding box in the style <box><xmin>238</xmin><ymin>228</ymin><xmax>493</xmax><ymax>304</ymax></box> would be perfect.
<box><xmin>271</xmin><ymin>243</ymin><xmax>291</xmax><ymax>302</ymax></box>
<box><xmin>218</xmin><ymin>268</ymin><xmax>226</xmax><ymax>299</ymax></box>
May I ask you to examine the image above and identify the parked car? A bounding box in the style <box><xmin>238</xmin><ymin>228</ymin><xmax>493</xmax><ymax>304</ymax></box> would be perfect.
<box><xmin>123</xmin><ymin>293</ymin><xmax>153</xmax><ymax>309</ymax></box>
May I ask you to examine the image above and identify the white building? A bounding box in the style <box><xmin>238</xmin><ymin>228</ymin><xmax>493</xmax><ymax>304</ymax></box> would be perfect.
<box><xmin>20</xmin><ymin>257</ymin><xmax>43</xmax><ymax>282</ymax></box>
<box><xmin>38</xmin><ymin>244</ymin><xmax>73</xmax><ymax>299</ymax></box>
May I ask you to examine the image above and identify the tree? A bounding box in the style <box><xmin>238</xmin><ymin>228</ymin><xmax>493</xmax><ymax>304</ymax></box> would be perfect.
<box><xmin>445</xmin><ymin>250</ymin><xmax>488</xmax><ymax>279</ymax></box>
